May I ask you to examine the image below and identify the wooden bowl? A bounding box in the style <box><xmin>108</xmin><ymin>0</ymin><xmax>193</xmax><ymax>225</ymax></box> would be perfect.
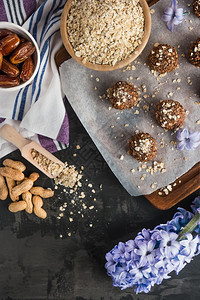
<box><xmin>60</xmin><ymin>0</ymin><xmax>151</xmax><ymax>71</ymax></box>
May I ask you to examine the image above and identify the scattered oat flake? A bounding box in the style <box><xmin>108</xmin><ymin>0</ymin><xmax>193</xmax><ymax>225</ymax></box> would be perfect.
<box><xmin>134</xmin><ymin>110</ymin><xmax>140</xmax><ymax>115</ymax></box>
<box><xmin>79</xmin><ymin>192</ymin><xmax>85</xmax><ymax>199</ymax></box>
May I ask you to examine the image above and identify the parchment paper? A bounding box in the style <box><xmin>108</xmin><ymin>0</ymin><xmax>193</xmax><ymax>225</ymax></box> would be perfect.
<box><xmin>60</xmin><ymin>0</ymin><xmax>200</xmax><ymax>196</ymax></box>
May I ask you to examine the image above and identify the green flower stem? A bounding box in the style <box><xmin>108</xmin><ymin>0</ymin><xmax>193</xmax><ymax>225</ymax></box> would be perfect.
<box><xmin>178</xmin><ymin>212</ymin><xmax>200</xmax><ymax>241</ymax></box>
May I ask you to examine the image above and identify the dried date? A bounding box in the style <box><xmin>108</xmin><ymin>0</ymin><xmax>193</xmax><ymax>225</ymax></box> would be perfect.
<box><xmin>0</xmin><ymin>29</ymin><xmax>13</xmax><ymax>39</ymax></box>
<box><xmin>0</xmin><ymin>28</ymin><xmax>36</xmax><ymax>88</ymax></box>
<box><xmin>0</xmin><ymin>51</ymin><xmax>2</xmax><ymax>69</ymax></box>
<box><xmin>1</xmin><ymin>58</ymin><xmax>20</xmax><ymax>77</ymax></box>
<box><xmin>0</xmin><ymin>75</ymin><xmax>20</xmax><ymax>87</ymax></box>
<box><xmin>0</xmin><ymin>33</ymin><xmax>20</xmax><ymax>56</ymax></box>
<box><xmin>10</xmin><ymin>42</ymin><xmax>35</xmax><ymax>64</ymax></box>
<box><xmin>20</xmin><ymin>57</ymin><xmax>34</xmax><ymax>82</ymax></box>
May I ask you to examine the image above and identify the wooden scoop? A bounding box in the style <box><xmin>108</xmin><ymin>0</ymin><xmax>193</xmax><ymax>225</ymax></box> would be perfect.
<box><xmin>0</xmin><ymin>124</ymin><xmax>64</xmax><ymax>178</ymax></box>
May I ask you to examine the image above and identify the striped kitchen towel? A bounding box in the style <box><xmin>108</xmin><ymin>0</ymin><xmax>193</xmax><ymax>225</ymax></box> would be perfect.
<box><xmin>0</xmin><ymin>0</ymin><xmax>69</xmax><ymax>158</ymax></box>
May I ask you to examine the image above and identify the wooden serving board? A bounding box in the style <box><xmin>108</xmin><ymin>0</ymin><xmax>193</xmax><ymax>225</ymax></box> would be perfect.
<box><xmin>55</xmin><ymin>0</ymin><xmax>200</xmax><ymax>210</ymax></box>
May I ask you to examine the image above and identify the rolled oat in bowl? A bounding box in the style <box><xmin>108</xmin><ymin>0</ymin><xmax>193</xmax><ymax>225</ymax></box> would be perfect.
<box><xmin>67</xmin><ymin>0</ymin><xmax>145</xmax><ymax>66</ymax></box>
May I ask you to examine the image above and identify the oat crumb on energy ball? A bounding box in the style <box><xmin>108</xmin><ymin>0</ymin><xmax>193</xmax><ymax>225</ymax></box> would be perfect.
<box><xmin>128</xmin><ymin>132</ymin><xmax>158</xmax><ymax>162</ymax></box>
<box><xmin>148</xmin><ymin>44</ymin><xmax>178</xmax><ymax>74</ymax></box>
<box><xmin>155</xmin><ymin>100</ymin><xmax>185</xmax><ymax>130</ymax></box>
<box><xmin>107</xmin><ymin>81</ymin><xmax>138</xmax><ymax>110</ymax></box>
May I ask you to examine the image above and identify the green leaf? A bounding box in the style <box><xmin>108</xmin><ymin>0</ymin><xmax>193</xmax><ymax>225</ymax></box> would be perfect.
<box><xmin>178</xmin><ymin>212</ymin><xmax>200</xmax><ymax>241</ymax></box>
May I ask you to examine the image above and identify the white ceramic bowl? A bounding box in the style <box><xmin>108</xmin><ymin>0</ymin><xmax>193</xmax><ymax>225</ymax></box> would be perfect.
<box><xmin>0</xmin><ymin>22</ymin><xmax>40</xmax><ymax>91</ymax></box>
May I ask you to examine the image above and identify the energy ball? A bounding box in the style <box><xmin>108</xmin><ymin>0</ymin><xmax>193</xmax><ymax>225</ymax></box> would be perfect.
<box><xmin>107</xmin><ymin>81</ymin><xmax>138</xmax><ymax>110</ymax></box>
<box><xmin>128</xmin><ymin>132</ymin><xmax>157</xmax><ymax>162</ymax></box>
<box><xmin>188</xmin><ymin>38</ymin><xmax>200</xmax><ymax>67</ymax></box>
<box><xmin>148</xmin><ymin>44</ymin><xmax>178</xmax><ymax>74</ymax></box>
<box><xmin>155</xmin><ymin>100</ymin><xmax>185</xmax><ymax>130</ymax></box>
<box><xmin>193</xmin><ymin>0</ymin><xmax>200</xmax><ymax>17</ymax></box>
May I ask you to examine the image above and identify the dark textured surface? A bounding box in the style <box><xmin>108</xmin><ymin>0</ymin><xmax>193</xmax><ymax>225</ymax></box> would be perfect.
<box><xmin>0</xmin><ymin>100</ymin><xmax>199</xmax><ymax>300</ymax></box>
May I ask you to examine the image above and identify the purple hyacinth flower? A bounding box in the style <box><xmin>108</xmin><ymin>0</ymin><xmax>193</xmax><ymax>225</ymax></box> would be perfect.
<box><xmin>191</xmin><ymin>196</ymin><xmax>200</xmax><ymax>214</ymax></box>
<box><xmin>105</xmin><ymin>252</ymin><xmax>118</xmax><ymax>274</ymax></box>
<box><xmin>125</xmin><ymin>239</ymin><xmax>137</xmax><ymax>252</ymax></box>
<box><xmin>195</xmin><ymin>237</ymin><xmax>200</xmax><ymax>256</ymax></box>
<box><xmin>134</xmin><ymin>240</ymin><xmax>156</xmax><ymax>266</ymax></box>
<box><xmin>155</xmin><ymin>257</ymin><xmax>175</xmax><ymax>276</ymax></box>
<box><xmin>105</xmin><ymin>195</ymin><xmax>200</xmax><ymax>294</ymax></box>
<box><xmin>136</xmin><ymin>228</ymin><xmax>151</xmax><ymax>241</ymax></box>
<box><xmin>129</xmin><ymin>261</ymin><xmax>152</xmax><ymax>280</ymax></box>
<box><xmin>177</xmin><ymin>128</ymin><xmax>200</xmax><ymax>150</ymax></box>
<box><xmin>113</xmin><ymin>267</ymin><xmax>135</xmax><ymax>290</ymax></box>
<box><xmin>134</xmin><ymin>277</ymin><xmax>153</xmax><ymax>294</ymax></box>
<box><xmin>162</xmin><ymin>0</ymin><xmax>185</xmax><ymax>32</ymax></box>
<box><xmin>170</xmin><ymin>256</ymin><xmax>186</xmax><ymax>274</ymax></box>
<box><xmin>170</xmin><ymin>208</ymin><xmax>194</xmax><ymax>232</ymax></box>
<box><xmin>155</xmin><ymin>221</ymin><xmax>177</xmax><ymax>233</ymax></box>
<box><xmin>179</xmin><ymin>233</ymin><xmax>199</xmax><ymax>259</ymax></box>
<box><xmin>156</xmin><ymin>231</ymin><xmax>180</xmax><ymax>258</ymax></box>
<box><xmin>112</xmin><ymin>242</ymin><xmax>131</xmax><ymax>263</ymax></box>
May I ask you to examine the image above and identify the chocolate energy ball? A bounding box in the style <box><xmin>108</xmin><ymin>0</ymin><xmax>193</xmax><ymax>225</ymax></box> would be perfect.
<box><xmin>107</xmin><ymin>81</ymin><xmax>138</xmax><ymax>110</ymax></box>
<box><xmin>188</xmin><ymin>38</ymin><xmax>200</xmax><ymax>67</ymax></box>
<box><xmin>148</xmin><ymin>44</ymin><xmax>178</xmax><ymax>74</ymax></box>
<box><xmin>155</xmin><ymin>100</ymin><xmax>185</xmax><ymax>130</ymax></box>
<box><xmin>193</xmin><ymin>0</ymin><xmax>200</xmax><ymax>17</ymax></box>
<box><xmin>128</xmin><ymin>132</ymin><xmax>157</xmax><ymax>162</ymax></box>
